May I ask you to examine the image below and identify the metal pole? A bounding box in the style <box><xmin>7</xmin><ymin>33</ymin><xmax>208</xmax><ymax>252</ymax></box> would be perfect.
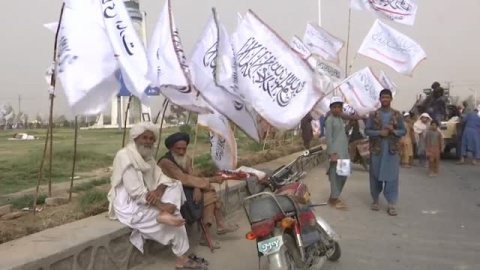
<box><xmin>318</xmin><ymin>0</ymin><xmax>322</xmax><ymax>27</ymax></box>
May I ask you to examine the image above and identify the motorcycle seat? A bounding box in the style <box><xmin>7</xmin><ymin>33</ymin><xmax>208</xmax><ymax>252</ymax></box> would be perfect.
<box><xmin>248</xmin><ymin>195</ymin><xmax>296</xmax><ymax>223</ymax></box>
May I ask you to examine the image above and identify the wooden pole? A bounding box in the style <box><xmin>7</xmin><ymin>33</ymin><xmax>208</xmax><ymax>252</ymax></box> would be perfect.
<box><xmin>122</xmin><ymin>95</ymin><xmax>133</xmax><ymax>147</ymax></box>
<box><xmin>155</xmin><ymin>100</ymin><xmax>170</xmax><ymax>159</ymax></box>
<box><xmin>34</xmin><ymin>2</ymin><xmax>65</xmax><ymax>214</ymax></box>
<box><xmin>191</xmin><ymin>122</ymin><xmax>199</xmax><ymax>169</ymax></box>
<box><xmin>344</xmin><ymin>8</ymin><xmax>353</xmax><ymax>77</ymax></box>
<box><xmin>154</xmin><ymin>99</ymin><xmax>169</xmax><ymax>124</ymax></box>
<box><xmin>47</xmin><ymin>94</ymin><xmax>54</xmax><ymax>197</ymax></box>
<box><xmin>68</xmin><ymin>116</ymin><xmax>78</xmax><ymax>202</ymax></box>
<box><xmin>262</xmin><ymin>126</ymin><xmax>271</xmax><ymax>151</ymax></box>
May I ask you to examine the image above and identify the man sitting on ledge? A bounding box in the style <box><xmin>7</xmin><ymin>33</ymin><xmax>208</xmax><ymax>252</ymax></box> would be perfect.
<box><xmin>158</xmin><ymin>132</ymin><xmax>239</xmax><ymax>249</ymax></box>
<box><xmin>108</xmin><ymin>123</ymin><xmax>207</xmax><ymax>269</ymax></box>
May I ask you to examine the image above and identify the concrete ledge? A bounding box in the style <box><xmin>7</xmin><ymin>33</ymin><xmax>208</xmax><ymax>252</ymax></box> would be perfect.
<box><xmin>0</xmin><ymin>151</ymin><xmax>326</xmax><ymax>270</ymax></box>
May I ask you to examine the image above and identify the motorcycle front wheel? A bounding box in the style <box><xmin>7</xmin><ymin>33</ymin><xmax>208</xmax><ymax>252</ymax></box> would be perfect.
<box><xmin>326</xmin><ymin>241</ymin><xmax>341</xmax><ymax>261</ymax></box>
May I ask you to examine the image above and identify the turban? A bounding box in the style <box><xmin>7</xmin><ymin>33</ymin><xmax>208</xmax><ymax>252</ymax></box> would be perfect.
<box><xmin>129</xmin><ymin>122</ymin><xmax>159</xmax><ymax>142</ymax></box>
<box><xmin>165</xmin><ymin>132</ymin><xmax>190</xmax><ymax>149</ymax></box>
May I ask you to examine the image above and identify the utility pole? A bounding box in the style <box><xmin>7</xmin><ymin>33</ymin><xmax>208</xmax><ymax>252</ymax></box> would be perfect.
<box><xmin>18</xmin><ymin>95</ymin><xmax>21</xmax><ymax>113</ymax></box>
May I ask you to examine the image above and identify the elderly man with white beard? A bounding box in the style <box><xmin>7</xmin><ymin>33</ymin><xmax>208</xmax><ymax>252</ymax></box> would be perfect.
<box><xmin>158</xmin><ymin>132</ymin><xmax>239</xmax><ymax>250</ymax></box>
<box><xmin>108</xmin><ymin>123</ymin><xmax>208</xmax><ymax>270</ymax></box>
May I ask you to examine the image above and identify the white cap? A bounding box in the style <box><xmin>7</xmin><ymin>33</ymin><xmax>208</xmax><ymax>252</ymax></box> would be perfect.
<box><xmin>404</xmin><ymin>112</ymin><xmax>410</xmax><ymax>117</ymax></box>
<box><xmin>329</xmin><ymin>96</ymin><xmax>344</xmax><ymax>106</ymax></box>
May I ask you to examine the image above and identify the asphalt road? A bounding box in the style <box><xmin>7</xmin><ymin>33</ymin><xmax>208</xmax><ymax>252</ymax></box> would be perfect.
<box><xmin>143</xmin><ymin>161</ymin><xmax>480</xmax><ymax>270</ymax></box>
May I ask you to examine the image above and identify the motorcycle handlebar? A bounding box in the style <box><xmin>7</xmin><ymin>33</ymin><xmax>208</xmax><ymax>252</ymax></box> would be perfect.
<box><xmin>304</xmin><ymin>146</ymin><xmax>323</xmax><ymax>156</ymax></box>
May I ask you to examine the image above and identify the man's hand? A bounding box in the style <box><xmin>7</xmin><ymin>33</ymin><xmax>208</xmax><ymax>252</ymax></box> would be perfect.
<box><xmin>158</xmin><ymin>202</ymin><xmax>176</xmax><ymax>215</ymax></box>
<box><xmin>193</xmin><ymin>188</ymin><xmax>202</xmax><ymax>204</ymax></box>
<box><xmin>379</xmin><ymin>129</ymin><xmax>389</xmax><ymax>137</ymax></box>
<box><xmin>384</xmin><ymin>125</ymin><xmax>394</xmax><ymax>134</ymax></box>
<box><xmin>146</xmin><ymin>190</ymin><xmax>161</xmax><ymax>205</ymax></box>
<box><xmin>210</xmin><ymin>176</ymin><xmax>225</xmax><ymax>185</ymax></box>
<box><xmin>330</xmin><ymin>153</ymin><xmax>338</xmax><ymax>162</ymax></box>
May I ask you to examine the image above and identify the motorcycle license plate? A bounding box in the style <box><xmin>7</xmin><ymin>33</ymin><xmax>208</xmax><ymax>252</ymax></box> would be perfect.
<box><xmin>257</xmin><ymin>236</ymin><xmax>284</xmax><ymax>255</ymax></box>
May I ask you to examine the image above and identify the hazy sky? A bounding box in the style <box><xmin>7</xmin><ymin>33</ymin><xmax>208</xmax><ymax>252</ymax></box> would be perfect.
<box><xmin>1</xmin><ymin>0</ymin><xmax>479</xmax><ymax>119</ymax></box>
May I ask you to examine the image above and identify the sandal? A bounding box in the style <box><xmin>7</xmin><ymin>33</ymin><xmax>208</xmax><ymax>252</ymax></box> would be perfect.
<box><xmin>371</xmin><ymin>203</ymin><xmax>380</xmax><ymax>211</ymax></box>
<box><xmin>217</xmin><ymin>223</ymin><xmax>239</xmax><ymax>235</ymax></box>
<box><xmin>334</xmin><ymin>200</ymin><xmax>348</xmax><ymax>211</ymax></box>
<box><xmin>188</xmin><ymin>254</ymin><xmax>209</xmax><ymax>266</ymax></box>
<box><xmin>387</xmin><ymin>205</ymin><xmax>398</xmax><ymax>216</ymax></box>
<box><xmin>176</xmin><ymin>258</ymin><xmax>207</xmax><ymax>269</ymax></box>
<box><xmin>199</xmin><ymin>239</ymin><xmax>221</xmax><ymax>249</ymax></box>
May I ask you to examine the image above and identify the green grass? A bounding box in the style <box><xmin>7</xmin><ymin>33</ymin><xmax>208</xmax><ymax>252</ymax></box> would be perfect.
<box><xmin>71</xmin><ymin>177</ymin><xmax>109</xmax><ymax>193</ymax></box>
<box><xmin>78</xmin><ymin>190</ymin><xmax>108</xmax><ymax>213</ymax></box>
<box><xmin>9</xmin><ymin>193</ymin><xmax>48</xmax><ymax>209</ymax></box>
<box><xmin>0</xmin><ymin>126</ymin><xmax>301</xmax><ymax>195</ymax></box>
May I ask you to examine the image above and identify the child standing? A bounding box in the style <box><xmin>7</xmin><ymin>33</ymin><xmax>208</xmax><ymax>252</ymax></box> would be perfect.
<box><xmin>400</xmin><ymin>113</ymin><xmax>414</xmax><ymax>168</ymax></box>
<box><xmin>414</xmin><ymin>113</ymin><xmax>432</xmax><ymax>167</ymax></box>
<box><xmin>425</xmin><ymin>120</ymin><xmax>444</xmax><ymax>177</ymax></box>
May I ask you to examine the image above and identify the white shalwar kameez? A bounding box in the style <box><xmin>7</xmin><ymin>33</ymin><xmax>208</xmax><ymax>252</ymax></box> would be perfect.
<box><xmin>108</xmin><ymin>143</ymin><xmax>189</xmax><ymax>256</ymax></box>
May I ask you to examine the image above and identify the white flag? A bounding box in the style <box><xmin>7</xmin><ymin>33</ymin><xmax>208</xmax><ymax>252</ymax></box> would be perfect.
<box><xmin>148</xmin><ymin>0</ymin><xmax>210</xmax><ymax>113</ymax></box>
<box><xmin>101</xmin><ymin>0</ymin><xmax>150</xmax><ymax>100</ymax></box>
<box><xmin>358</xmin><ymin>20</ymin><xmax>426</xmax><ymax>75</ymax></box>
<box><xmin>290</xmin><ymin>36</ymin><xmax>311</xmax><ymax>59</ymax></box>
<box><xmin>339</xmin><ymin>67</ymin><xmax>384</xmax><ymax>116</ymax></box>
<box><xmin>191</xmin><ymin>10</ymin><xmax>260</xmax><ymax>142</ymax></box>
<box><xmin>351</xmin><ymin>0</ymin><xmax>418</xmax><ymax>26</ymax></box>
<box><xmin>303</xmin><ymin>24</ymin><xmax>344</xmax><ymax>63</ymax></box>
<box><xmin>56</xmin><ymin>5</ymin><xmax>120</xmax><ymax>115</ymax></box>
<box><xmin>198</xmin><ymin>108</ymin><xmax>237</xmax><ymax>170</ymax></box>
<box><xmin>379</xmin><ymin>70</ymin><xmax>397</xmax><ymax>96</ymax></box>
<box><xmin>307</xmin><ymin>56</ymin><xmax>344</xmax><ymax>82</ymax></box>
<box><xmin>232</xmin><ymin>10</ymin><xmax>322</xmax><ymax>129</ymax></box>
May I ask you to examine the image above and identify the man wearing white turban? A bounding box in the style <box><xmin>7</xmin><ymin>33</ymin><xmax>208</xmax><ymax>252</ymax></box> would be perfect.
<box><xmin>108</xmin><ymin>122</ymin><xmax>207</xmax><ymax>269</ymax></box>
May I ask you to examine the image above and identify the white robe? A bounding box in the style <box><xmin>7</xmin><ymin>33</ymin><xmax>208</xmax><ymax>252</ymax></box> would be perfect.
<box><xmin>108</xmin><ymin>144</ymin><xmax>188</xmax><ymax>255</ymax></box>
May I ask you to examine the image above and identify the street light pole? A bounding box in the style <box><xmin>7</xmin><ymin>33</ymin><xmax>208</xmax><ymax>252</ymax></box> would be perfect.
<box><xmin>470</xmin><ymin>88</ymin><xmax>478</xmax><ymax>107</ymax></box>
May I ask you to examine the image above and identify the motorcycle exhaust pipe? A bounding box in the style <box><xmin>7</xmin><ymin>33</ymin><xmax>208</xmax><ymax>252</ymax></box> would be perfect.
<box><xmin>315</xmin><ymin>214</ymin><xmax>340</xmax><ymax>241</ymax></box>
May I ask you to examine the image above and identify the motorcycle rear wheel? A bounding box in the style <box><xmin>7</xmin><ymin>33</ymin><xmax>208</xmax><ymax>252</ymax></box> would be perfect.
<box><xmin>326</xmin><ymin>241</ymin><xmax>341</xmax><ymax>261</ymax></box>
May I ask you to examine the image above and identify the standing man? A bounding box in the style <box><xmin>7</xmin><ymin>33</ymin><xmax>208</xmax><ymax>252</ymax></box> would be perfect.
<box><xmin>365</xmin><ymin>89</ymin><xmax>406</xmax><ymax>216</ymax></box>
<box><xmin>325</xmin><ymin>97</ymin><xmax>351</xmax><ymax>210</ymax></box>
<box><xmin>301</xmin><ymin>113</ymin><xmax>314</xmax><ymax>149</ymax></box>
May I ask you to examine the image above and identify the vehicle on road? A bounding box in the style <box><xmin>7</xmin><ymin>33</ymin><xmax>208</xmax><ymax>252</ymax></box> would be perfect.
<box><xmin>241</xmin><ymin>148</ymin><xmax>341</xmax><ymax>270</ymax></box>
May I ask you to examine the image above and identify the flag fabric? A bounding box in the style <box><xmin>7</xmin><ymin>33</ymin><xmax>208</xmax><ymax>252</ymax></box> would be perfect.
<box><xmin>148</xmin><ymin>0</ymin><xmax>210</xmax><ymax>113</ymax></box>
<box><xmin>303</xmin><ymin>24</ymin><xmax>344</xmax><ymax>63</ymax></box>
<box><xmin>190</xmin><ymin>10</ymin><xmax>260</xmax><ymax>142</ymax></box>
<box><xmin>339</xmin><ymin>67</ymin><xmax>384</xmax><ymax>116</ymax></box>
<box><xmin>55</xmin><ymin>4</ymin><xmax>120</xmax><ymax>115</ymax></box>
<box><xmin>306</xmin><ymin>56</ymin><xmax>344</xmax><ymax>83</ymax></box>
<box><xmin>350</xmin><ymin>0</ymin><xmax>418</xmax><ymax>26</ymax></box>
<box><xmin>198</xmin><ymin>108</ymin><xmax>237</xmax><ymax>170</ymax></box>
<box><xmin>379</xmin><ymin>70</ymin><xmax>397</xmax><ymax>95</ymax></box>
<box><xmin>101</xmin><ymin>0</ymin><xmax>151</xmax><ymax>100</ymax></box>
<box><xmin>232</xmin><ymin>10</ymin><xmax>322</xmax><ymax>129</ymax></box>
<box><xmin>290</xmin><ymin>36</ymin><xmax>311</xmax><ymax>59</ymax></box>
<box><xmin>358</xmin><ymin>20</ymin><xmax>426</xmax><ymax>75</ymax></box>
<box><xmin>43</xmin><ymin>22</ymin><xmax>59</xmax><ymax>33</ymax></box>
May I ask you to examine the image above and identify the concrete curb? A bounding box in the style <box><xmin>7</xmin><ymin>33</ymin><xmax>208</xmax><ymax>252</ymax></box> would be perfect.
<box><xmin>0</xmin><ymin>151</ymin><xmax>326</xmax><ymax>270</ymax></box>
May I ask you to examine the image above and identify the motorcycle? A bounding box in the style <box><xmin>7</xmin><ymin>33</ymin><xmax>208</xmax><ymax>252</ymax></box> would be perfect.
<box><xmin>241</xmin><ymin>147</ymin><xmax>341</xmax><ymax>270</ymax></box>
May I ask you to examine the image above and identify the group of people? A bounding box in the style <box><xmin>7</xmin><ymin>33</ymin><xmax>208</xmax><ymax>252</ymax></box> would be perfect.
<box><xmin>108</xmin><ymin>123</ymin><xmax>239</xmax><ymax>270</ymax></box>
<box><xmin>324</xmin><ymin>89</ymin><xmax>403</xmax><ymax>216</ymax></box>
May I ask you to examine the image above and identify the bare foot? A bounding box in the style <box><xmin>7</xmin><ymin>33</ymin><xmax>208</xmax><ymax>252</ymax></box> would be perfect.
<box><xmin>156</xmin><ymin>212</ymin><xmax>186</xmax><ymax>227</ymax></box>
<box><xmin>472</xmin><ymin>160</ymin><xmax>478</xmax><ymax>166</ymax></box>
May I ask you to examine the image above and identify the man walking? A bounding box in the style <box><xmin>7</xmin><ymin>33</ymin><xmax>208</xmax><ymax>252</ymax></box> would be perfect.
<box><xmin>365</xmin><ymin>89</ymin><xmax>406</xmax><ymax>216</ymax></box>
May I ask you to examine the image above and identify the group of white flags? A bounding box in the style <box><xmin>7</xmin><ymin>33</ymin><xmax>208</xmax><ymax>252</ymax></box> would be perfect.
<box><xmin>44</xmin><ymin>0</ymin><xmax>428</xmax><ymax>169</ymax></box>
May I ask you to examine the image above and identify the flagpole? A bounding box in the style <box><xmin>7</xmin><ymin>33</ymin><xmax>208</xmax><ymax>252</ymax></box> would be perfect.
<box><xmin>262</xmin><ymin>126</ymin><xmax>270</xmax><ymax>151</ymax></box>
<box><xmin>191</xmin><ymin>121</ymin><xmax>199</xmax><ymax>169</ymax></box>
<box><xmin>34</xmin><ymin>2</ymin><xmax>65</xmax><ymax>214</ymax></box>
<box><xmin>155</xmin><ymin>100</ymin><xmax>170</xmax><ymax>159</ymax></box>
<box><xmin>344</xmin><ymin>8</ymin><xmax>353</xmax><ymax>77</ymax></box>
<box><xmin>47</xmin><ymin>93</ymin><xmax>54</xmax><ymax>197</ymax></box>
<box><xmin>122</xmin><ymin>95</ymin><xmax>133</xmax><ymax>147</ymax></box>
<box><xmin>68</xmin><ymin>116</ymin><xmax>78</xmax><ymax>202</ymax></box>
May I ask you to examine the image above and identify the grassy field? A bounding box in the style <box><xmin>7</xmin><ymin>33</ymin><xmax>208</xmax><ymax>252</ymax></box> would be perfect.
<box><xmin>0</xmin><ymin>125</ymin><xmax>271</xmax><ymax>195</ymax></box>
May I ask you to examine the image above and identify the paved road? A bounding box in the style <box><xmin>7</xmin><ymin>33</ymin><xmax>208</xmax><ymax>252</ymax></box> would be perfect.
<box><xmin>143</xmin><ymin>161</ymin><xmax>480</xmax><ymax>270</ymax></box>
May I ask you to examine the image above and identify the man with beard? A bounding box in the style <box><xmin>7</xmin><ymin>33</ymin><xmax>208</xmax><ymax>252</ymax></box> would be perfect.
<box><xmin>365</xmin><ymin>89</ymin><xmax>406</xmax><ymax>216</ymax></box>
<box><xmin>108</xmin><ymin>123</ymin><xmax>207</xmax><ymax>269</ymax></box>
<box><xmin>158</xmin><ymin>132</ymin><xmax>239</xmax><ymax>250</ymax></box>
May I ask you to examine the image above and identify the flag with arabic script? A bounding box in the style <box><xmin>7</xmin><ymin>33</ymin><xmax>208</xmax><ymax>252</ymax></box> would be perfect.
<box><xmin>232</xmin><ymin>10</ymin><xmax>321</xmax><ymax>129</ymax></box>
<box><xmin>290</xmin><ymin>36</ymin><xmax>311</xmax><ymax>59</ymax></box>
<box><xmin>379</xmin><ymin>70</ymin><xmax>397</xmax><ymax>96</ymax></box>
<box><xmin>198</xmin><ymin>108</ymin><xmax>237</xmax><ymax>170</ymax></box>
<box><xmin>55</xmin><ymin>4</ymin><xmax>120</xmax><ymax>115</ymax></box>
<box><xmin>303</xmin><ymin>24</ymin><xmax>344</xmax><ymax>63</ymax></box>
<box><xmin>190</xmin><ymin>10</ymin><xmax>260</xmax><ymax>142</ymax></box>
<box><xmin>101</xmin><ymin>0</ymin><xmax>151</xmax><ymax>100</ymax></box>
<box><xmin>358</xmin><ymin>20</ymin><xmax>426</xmax><ymax>75</ymax></box>
<box><xmin>339</xmin><ymin>67</ymin><xmax>384</xmax><ymax>116</ymax></box>
<box><xmin>148</xmin><ymin>0</ymin><xmax>210</xmax><ymax>113</ymax></box>
<box><xmin>351</xmin><ymin>0</ymin><xmax>418</xmax><ymax>26</ymax></box>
